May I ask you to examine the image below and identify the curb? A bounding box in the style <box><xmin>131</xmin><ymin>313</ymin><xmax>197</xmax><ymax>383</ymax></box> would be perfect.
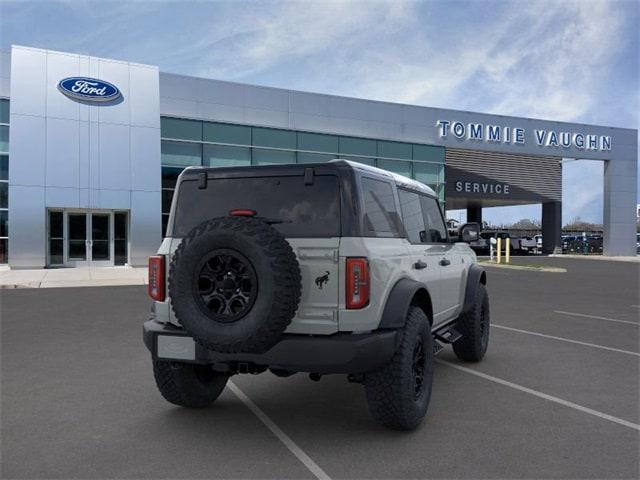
<box><xmin>0</xmin><ymin>279</ymin><xmax>147</xmax><ymax>289</ymax></box>
<box><xmin>480</xmin><ymin>262</ymin><xmax>567</xmax><ymax>273</ymax></box>
<box><xmin>549</xmin><ymin>254</ymin><xmax>640</xmax><ymax>263</ymax></box>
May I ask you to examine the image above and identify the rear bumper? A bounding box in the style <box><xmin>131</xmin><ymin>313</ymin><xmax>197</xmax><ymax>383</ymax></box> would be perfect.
<box><xmin>143</xmin><ymin>319</ymin><xmax>397</xmax><ymax>374</ymax></box>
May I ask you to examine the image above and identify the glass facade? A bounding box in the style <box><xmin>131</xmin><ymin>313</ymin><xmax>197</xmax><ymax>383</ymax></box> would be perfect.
<box><xmin>160</xmin><ymin>116</ymin><xmax>445</xmax><ymax>235</ymax></box>
<box><xmin>0</xmin><ymin>99</ymin><xmax>8</xmax><ymax>263</ymax></box>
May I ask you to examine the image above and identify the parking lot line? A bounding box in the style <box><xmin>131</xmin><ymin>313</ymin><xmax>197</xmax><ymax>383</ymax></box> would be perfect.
<box><xmin>436</xmin><ymin>360</ymin><xmax>640</xmax><ymax>432</ymax></box>
<box><xmin>554</xmin><ymin>310</ymin><xmax>639</xmax><ymax>326</ymax></box>
<box><xmin>227</xmin><ymin>381</ymin><xmax>331</xmax><ymax>480</ymax></box>
<box><xmin>492</xmin><ymin>324</ymin><xmax>640</xmax><ymax>357</ymax></box>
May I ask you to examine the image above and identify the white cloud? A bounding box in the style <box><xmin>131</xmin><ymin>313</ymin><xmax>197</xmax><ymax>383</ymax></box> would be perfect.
<box><xmin>190</xmin><ymin>1</ymin><xmax>417</xmax><ymax>81</ymax></box>
<box><xmin>175</xmin><ymin>0</ymin><xmax>629</xmax><ymax>130</ymax></box>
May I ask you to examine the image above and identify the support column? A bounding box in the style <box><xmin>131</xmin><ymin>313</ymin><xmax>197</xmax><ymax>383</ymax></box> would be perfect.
<box><xmin>603</xmin><ymin>157</ymin><xmax>637</xmax><ymax>256</ymax></box>
<box><xmin>542</xmin><ymin>201</ymin><xmax>562</xmax><ymax>254</ymax></box>
<box><xmin>467</xmin><ymin>205</ymin><xmax>482</xmax><ymax>225</ymax></box>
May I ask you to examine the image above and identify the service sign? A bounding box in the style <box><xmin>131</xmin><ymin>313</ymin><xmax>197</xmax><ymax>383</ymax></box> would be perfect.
<box><xmin>436</xmin><ymin>120</ymin><xmax>612</xmax><ymax>152</ymax></box>
<box><xmin>58</xmin><ymin>77</ymin><xmax>121</xmax><ymax>102</ymax></box>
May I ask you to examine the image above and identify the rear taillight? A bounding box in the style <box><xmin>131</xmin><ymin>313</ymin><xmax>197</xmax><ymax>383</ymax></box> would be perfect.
<box><xmin>148</xmin><ymin>255</ymin><xmax>165</xmax><ymax>301</ymax></box>
<box><xmin>346</xmin><ymin>257</ymin><xmax>369</xmax><ymax>309</ymax></box>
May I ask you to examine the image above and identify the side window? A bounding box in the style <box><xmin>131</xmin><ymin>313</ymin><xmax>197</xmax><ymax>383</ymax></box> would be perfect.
<box><xmin>420</xmin><ymin>195</ymin><xmax>448</xmax><ymax>243</ymax></box>
<box><xmin>361</xmin><ymin>177</ymin><xmax>402</xmax><ymax>237</ymax></box>
<box><xmin>398</xmin><ymin>189</ymin><xmax>426</xmax><ymax>244</ymax></box>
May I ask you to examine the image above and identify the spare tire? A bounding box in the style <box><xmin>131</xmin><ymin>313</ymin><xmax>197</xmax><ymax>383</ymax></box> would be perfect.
<box><xmin>169</xmin><ymin>216</ymin><xmax>301</xmax><ymax>353</ymax></box>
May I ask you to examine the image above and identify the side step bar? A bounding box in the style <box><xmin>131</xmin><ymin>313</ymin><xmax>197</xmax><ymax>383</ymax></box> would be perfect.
<box><xmin>434</xmin><ymin>327</ymin><xmax>462</xmax><ymax>344</ymax></box>
<box><xmin>432</xmin><ymin>322</ymin><xmax>462</xmax><ymax>355</ymax></box>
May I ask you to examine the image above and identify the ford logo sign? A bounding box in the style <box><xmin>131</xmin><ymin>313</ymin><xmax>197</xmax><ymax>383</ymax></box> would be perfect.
<box><xmin>57</xmin><ymin>77</ymin><xmax>121</xmax><ymax>102</ymax></box>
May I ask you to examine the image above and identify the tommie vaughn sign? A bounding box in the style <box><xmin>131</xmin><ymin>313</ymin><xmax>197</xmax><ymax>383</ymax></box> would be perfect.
<box><xmin>436</xmin><ymin>120</ymin><xmax>612</xmax><ymax>152</ymax></box>
<box><xmin>58</xmin><ymin>77</ymin><xmax>121</xmax><ymax>102</ymax></box>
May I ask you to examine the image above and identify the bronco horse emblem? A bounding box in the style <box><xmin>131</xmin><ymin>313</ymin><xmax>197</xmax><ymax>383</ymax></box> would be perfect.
<box><xmin>315</xmin><ymin>271</ymin><xmax>330</xmax><ymax>290</ymax></box>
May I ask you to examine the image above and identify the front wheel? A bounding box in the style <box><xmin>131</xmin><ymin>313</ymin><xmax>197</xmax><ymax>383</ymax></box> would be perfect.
<box><xmin>153</xmin><ymin>360</ymin><xmax>229</xmax><ymax>408</ymax></box>
<box><xmin>364</xmin><ymin>306</ymin><xmax>434</xmax><ymax>430</ymax></box>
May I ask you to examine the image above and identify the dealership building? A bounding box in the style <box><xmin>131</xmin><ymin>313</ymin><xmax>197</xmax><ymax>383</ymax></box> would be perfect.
<box><xmin>0</xmin><ymin>45</ymin><xmax>637</xmax><ymax>268</ymax></box>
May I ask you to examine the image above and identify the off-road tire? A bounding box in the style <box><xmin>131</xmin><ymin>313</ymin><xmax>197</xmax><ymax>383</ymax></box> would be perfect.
<box><xmin>153</xmin><ymin>360</ymin><xmax>229</xmax><ymax>408</ymax></box>
<box><xmin>453</xmin><ymin>283</ymin><xmax>490</xmax><ymax>362</ymax></box>
<box><xmin>169</xmin><ymin>217</ymin><xmax>301</xmax><ymax>354</ymax></box>
<box><xmin>364</xmin><ymin>306</ymin><xmax>434</xmax><ymax>430</ymax></box>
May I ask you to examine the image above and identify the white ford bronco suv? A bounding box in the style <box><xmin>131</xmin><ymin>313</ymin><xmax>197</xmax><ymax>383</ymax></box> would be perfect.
<box><xmin>143</xmin><ymin>160</ymin><xmax>489</xmax><ymax>430</ymax></box>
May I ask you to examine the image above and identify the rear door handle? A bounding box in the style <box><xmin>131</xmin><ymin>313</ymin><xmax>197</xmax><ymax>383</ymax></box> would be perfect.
<box><xmin>439</xmin><ymin>258</ymin><xmax>451</xmax><ymax>266</ymax></box>
<box><xmin>413</xmin><ymin>260</ymin><xmax>428</xmax><ymax>270</ymax></box>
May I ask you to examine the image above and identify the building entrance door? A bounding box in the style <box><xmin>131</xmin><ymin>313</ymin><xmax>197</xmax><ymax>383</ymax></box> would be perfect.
<box><xmin>47</xmin><ymin>210</ymin><xmax>129</xmax><ymax>267</ymax></box>
<box><xmin>89</xmin><ymin>213</ymin><xmax>112</xmax><ymax>267</ymax></box>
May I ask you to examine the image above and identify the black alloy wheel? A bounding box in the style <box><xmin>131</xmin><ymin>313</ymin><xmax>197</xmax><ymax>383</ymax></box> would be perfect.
<box><xmin>194</xmin><ymin>249</ymin><xmax>258</xmax><ymax>323</ymax></box>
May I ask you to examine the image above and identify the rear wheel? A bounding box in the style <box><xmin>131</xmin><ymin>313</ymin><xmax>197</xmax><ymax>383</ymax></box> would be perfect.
<box><xmin>453</xmin><ymin>283</ymin><xmax>490</xmax><ymax>362</ymax></box>
<box><xmin>153</xmin><ymin>361</ymin><xmax>229</xmax><ymax>408</ymax></box>
<box><xmin>364</xmin><ymin>306</ymin><xmax>434</xmax><ymax>430</ymax></box>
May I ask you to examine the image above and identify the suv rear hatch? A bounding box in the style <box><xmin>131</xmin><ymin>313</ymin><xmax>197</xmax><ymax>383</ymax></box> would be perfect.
<box><xmin>166</xmin><ymin>167</ymin><xmax>344</xmax><ymax>334</ymax></box>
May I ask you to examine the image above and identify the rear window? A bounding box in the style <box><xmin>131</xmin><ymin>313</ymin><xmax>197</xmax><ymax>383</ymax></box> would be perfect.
<box><xmin>172</xmin><ymin>175</ymin><xmax>340</xmax><ymax>237</ymax></box>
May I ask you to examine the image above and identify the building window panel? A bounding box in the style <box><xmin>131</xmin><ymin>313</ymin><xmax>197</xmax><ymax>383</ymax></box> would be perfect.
<box><xmin>160</xmin><ymin>117</ymin><xmax>202</xmax><ymax>141</ymax></box>
<box><xmin>114</xmin><ymin>212</ymin><xmax>128</xmax><ymax>266</ymax></box>
<box><xmin>48</xmin><ymin>211</ymin><xmax>63</xmax><ymax>266</ymax></box>
<box><xmin>297</xmin><ymin>132</ymin><xmax>339</xmax><ymax>153</ymax></box>
<box><xmin>204</xmin><ymin>144</ymin><xmax>251</xmax><ymax>167</ymax></box>
<box><xmin>0</xmin><ymin>210</ymin><xmax>7</xmax><ymax>237</ymax></box>
<box><xmin>413</xmin><ymin>162</ymin><xmax>444</xmax><ymax>184</ymax></box>
<box><xmin>377</xmin><ymin>140</ymin><xmax>412</xmax><ymax>160</ymax></box>
<box><xmin>0</xmin><ymin>99</ymin><xmax>8</xmax><ymax>124</ymax></box>
<box><xmin>339</xmin><ymin>136</ymin><xmax>377</xmax><ymax>157</ymax></box>
<box><xmin>0</xmin><ymin>125</ymin><xmax>8</xmax><ymax>153</ymax></box>
<box><xmin>162</xmin><ymin>189</ymin><xmax>174</xmax><ymax>214</ymax></box>
<box><xmin>161</xmin><ymin>140</ymin><xmax>202</xmax><ymax>167</ymax></box>
<box><xmin>0</xmin><ymin>238</ymin><xmax>8</xmax><ymax>263</ymax></box>
<box><xmin>339</xmin><ymin>155</ymin><xmax>376</xmax><ymax>166</ymax></box>
<box><xmin>0</xmin><ymin>155</ymin><xmax>7</xmax><ymax>181</ymax></box>
<box><xmin>162</xmin><ymin>214</ymin><xmax>170</xmax><ymax>237</ymax></box>
<box><xmin>0</xmin><ymin>182</ymin><xmax>7</xmax><ymax>208</ymax></box>
<box><xmin>252</xmin><ymin>148</ymin><xmax>296</xmax><ymax>165</ymax></box>
<box><xmin>297</xmin><ymin>152</ymin><xmax>335</xmax><ymax>164</ymax></box>
<box><xmin>413</xmin><ymin>144</ymin><xmax>445</xmax><ymax>163</ymax></box>
<box><xmin>377</xmin><ymin>159</ymin><xmax>412</xmax><ymax>178</ymax></box>
<box><xmin>203</xmin><ymin>122</ymin><xmax>251</xmax><ymax>145</ymax></box>
<box><xmin>161</xmin><ymin>166</ymin><xmax>184</xmax><ymax>189</ymax></box>
<box><xmin>252</xmin><ymin>127</ymin><xmax>296</xmax><ymax>149</ymax></box>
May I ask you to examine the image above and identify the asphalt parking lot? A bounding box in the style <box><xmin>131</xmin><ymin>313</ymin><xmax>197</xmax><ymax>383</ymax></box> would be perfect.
<box><xmin>1</xmin><ymin>257</ymin><xmax>639</xmax><ymax>479</ymax></box>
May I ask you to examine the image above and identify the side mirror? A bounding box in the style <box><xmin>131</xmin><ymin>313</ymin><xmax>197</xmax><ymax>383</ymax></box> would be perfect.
<box><xmin>460</xmin><ymin>223</ymin><xmax>480</xmax><ymax>243</ymax></box>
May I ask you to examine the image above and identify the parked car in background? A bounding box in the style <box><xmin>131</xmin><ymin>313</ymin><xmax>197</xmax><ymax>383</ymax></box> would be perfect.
<box><xmin>534</xmin><ymin>234</ymin><xmax>543</xmax><ymax>254</ymax></box>
<box><xmin>519</xmin><ymin>237</ymin><xmax>537</xmax><ymax>254</ymax></box>
<box><xmin>563</xmin><ymin>234</ymin><xmax>603</xmax><ymax>254</ymax></box>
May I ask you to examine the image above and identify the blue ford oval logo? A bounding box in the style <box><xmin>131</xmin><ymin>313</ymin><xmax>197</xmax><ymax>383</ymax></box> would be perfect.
<box><xmin>58</xmin><ymin>77</ymin><xmax>121</xmax><ymax>102</ymax></box>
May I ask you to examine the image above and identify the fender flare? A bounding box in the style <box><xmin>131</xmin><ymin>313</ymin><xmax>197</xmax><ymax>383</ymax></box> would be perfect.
<box><xmin>462</xmin><ymin>264</ymin><xmax>487</xmax><ymax>314</ymax></box>
<box><xmin>377</xmin><ymin>278</ymin><xmax>432</xmax><ymax>330</ymax></box>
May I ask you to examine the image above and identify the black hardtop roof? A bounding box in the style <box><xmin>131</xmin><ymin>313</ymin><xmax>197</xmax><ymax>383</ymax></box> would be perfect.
<box><xmin>179</xmin><ymin>159</ymin><xmax>437</xmax><ymax>197</ymax></box>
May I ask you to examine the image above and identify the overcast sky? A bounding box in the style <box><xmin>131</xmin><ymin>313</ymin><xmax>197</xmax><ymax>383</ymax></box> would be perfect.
<box><xmin>1</xmin><ymin>0</ymin><xmax>638</xmax><ymax>225</ymax></box>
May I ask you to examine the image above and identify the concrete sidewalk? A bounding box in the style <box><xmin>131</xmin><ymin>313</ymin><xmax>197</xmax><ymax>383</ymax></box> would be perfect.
<box><xmin>549</xmin><ymin>254</ymin><xmax>640</xmax><ymax>262</ymax></box>
<box><xmin>0</xmin><ymin>266</ymin><xmax>148</xmax><ymax>289</ymax></box>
